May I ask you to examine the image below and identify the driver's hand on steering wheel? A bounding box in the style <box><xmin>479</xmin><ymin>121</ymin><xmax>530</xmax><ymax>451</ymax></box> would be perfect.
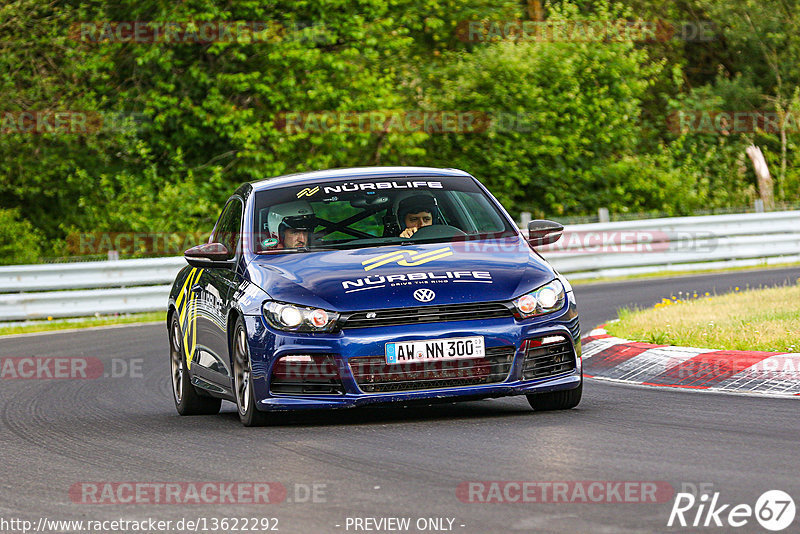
<box><xmin>399</xmin><ymin>227</ymin><xmax>419</xmax><ymax>238</ymax></box>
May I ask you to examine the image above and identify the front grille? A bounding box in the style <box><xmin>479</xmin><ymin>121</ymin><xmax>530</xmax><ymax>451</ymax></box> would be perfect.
<box><xmin>342</xmin><ymin>302</ymin><xmax>513</xmax><ymax>329</ymax></box>
<box><xmin>522</xmin><ymin>335</ymin><xmax>576</xmax><ymax>380</ymax></box>
<box><xmin>349</xmin><ymin>346</ymin><xmax>515</xmax><ymax>393</ymax></box>
<box><xmin>270</xmin><ymin>354</ymin><xmax>344</xmax><ymax>395</ymax></box>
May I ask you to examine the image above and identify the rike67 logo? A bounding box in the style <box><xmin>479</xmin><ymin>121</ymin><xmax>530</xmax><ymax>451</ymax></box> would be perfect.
<box><xmin>668</xmin><ymin>490</ymin><xmax>796</xmax><ymax>531</ymax></box>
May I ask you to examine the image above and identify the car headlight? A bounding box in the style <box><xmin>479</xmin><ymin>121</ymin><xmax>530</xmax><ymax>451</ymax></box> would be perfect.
<box><xmin>263</xmin><ymin>301</ymin><xmax>340</xmax><ymax>332</ymax></box>
<box><xmin>556</xmin><ymin>272</ymin><xmax>573</xmax><ymax>294</ymax></box>
<box><xmin>512</xmin><ymin>279</ymin><xmax>565</xmax><ymax>319</ymax></box>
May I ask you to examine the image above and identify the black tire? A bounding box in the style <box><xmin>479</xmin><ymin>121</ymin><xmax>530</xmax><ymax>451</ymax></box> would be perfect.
<box><xmin>232</xmin><ymin>317</ymin><xmax>270</xmax><ymax>427</ymax></box>
<box><xmin>169</xmin><ymin>313</ymin><xmax>221</xmax><ymax>415</ymax></box>
<box><xmin>526</xmin><ymin>381</ymin><xmax>582</xmax><ymax>411</ymax></box>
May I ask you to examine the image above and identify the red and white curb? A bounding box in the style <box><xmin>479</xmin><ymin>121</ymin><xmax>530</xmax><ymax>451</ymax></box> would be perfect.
<box><xmin>581</xmin><ymin>328</ymin><xmax>800</xmax><ymax>397</ymax></box>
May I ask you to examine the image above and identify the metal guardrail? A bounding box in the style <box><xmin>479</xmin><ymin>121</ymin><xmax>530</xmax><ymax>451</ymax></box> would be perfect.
<box><xmin>1</xmin><ymin>210</ymin><xmax>798</xmax><ymax>320</ymax></box>
<box><xmin>542</xmin><ymin>211</ymin><xmax>800</xmax><ymax>279</ymax></box>
<box><xmin>0</xmin><ymin>286</ymin><xmax>170</xmax><ymax>322</ymax></box>
<box><xmin>0</xmin><ymin>256</ymin><xmax>185</xmax><ymax>292</ymax></box>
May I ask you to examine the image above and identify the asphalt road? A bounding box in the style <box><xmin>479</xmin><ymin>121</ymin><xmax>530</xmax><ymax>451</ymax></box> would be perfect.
<box><xmin>1</xmin><ymin>266</ymin><xmax>798</xmax><ymax>534</ymax></box>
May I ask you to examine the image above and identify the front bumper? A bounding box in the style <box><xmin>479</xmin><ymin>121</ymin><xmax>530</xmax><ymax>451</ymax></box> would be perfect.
<box><xmin>243</xmin><ymin>299</ymin><xmax>581</xmax><ymax>412</ymax></box>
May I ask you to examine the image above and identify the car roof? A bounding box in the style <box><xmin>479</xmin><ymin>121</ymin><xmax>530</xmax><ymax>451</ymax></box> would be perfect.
<box><xmin>249</xmin><ymin>166</ymin><xmax>473</xmax><ymax>193</ymax></box>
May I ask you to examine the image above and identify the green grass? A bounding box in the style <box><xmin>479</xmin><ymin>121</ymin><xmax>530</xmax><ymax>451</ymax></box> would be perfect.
<box><xmin>606</xmin><ymin>283</ymin><xmax>800</xmax><ymax>352</ymax></box>
<box><xmin>0</xmin><ymin>311</ymin><xmax>165</xmax><ymax>336</ymax></box>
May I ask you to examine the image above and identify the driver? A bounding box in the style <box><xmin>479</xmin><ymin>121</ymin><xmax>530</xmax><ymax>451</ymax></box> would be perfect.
<box><xmin>266</xmin><ymin>201</ymin><xmax>316</xmax><ymax>249</ymax></box>
<box><xmin>397</xmin><ymin>195</ymin><xmax>437</xmax><ymax>238</ymax></box>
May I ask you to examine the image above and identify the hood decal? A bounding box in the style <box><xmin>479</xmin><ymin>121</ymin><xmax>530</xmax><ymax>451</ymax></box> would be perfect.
<box><xmin>361</xmin><ymin>247</ymin><xmax>454</xmax><ymax>271</ymax></box>
<box><xmin>246</xmin><ymin>237</ymin><xmax>554</xmax><ymax>311</ymax></box>
<box><xmin>343</xmin><ymin>270</ymin><xmax>492</xmax><ymax>293</ymax></box>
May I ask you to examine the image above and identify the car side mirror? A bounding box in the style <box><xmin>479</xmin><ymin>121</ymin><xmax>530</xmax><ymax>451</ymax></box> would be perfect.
<box><xmin>184</xmin><ymin>242</ymin><xmax>235</xmax><ymax>268</ymax></box>
<box><xmin>527</xmin><ymin>220</ymin><xmax>564</xmax><ymax>246</ymax></box>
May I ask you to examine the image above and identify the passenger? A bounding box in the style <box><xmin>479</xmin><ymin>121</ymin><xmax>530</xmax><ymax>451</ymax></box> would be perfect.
<box><xmin>397</xmin><ymin>195</ymin><xmax>437</xmax><ymax>238</ymax></box>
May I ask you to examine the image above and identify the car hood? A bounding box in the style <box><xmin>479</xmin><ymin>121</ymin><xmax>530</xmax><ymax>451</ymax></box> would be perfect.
<box><xmin>245</xmin><ymin>237</ymin><xmax>556</xmax><ymax>312</ymax></box>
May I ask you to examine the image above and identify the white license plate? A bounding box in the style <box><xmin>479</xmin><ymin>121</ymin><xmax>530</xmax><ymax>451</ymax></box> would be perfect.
<box><xmin>385</xmin><ymin>336</ymin><xmax>485</xmax><ymax>364</ymax></box>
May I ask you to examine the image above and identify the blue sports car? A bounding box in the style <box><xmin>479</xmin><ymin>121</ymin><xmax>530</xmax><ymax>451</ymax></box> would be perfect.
<box><xmin>167</xmin><ymin>167</ymin><xmax>581</xmax><ymax>426</ymax></box>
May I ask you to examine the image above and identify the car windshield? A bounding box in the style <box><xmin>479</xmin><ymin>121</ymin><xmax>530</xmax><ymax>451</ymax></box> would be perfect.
<box><xmin>251</xmin><ymin>175</ymin><xmax>516</xmax><ymax>253</ymax></box>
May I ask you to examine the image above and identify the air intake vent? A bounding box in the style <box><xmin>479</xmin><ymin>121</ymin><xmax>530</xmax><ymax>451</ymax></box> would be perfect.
<box><xmin>270</xmin><ymin>354</ymin><xmax>344</xmax><ymax>395</ymax></box>
<box><xmin>522</xmin><ymin>335</ymin><xmax>575</xmax><ymax>380</ymax></box>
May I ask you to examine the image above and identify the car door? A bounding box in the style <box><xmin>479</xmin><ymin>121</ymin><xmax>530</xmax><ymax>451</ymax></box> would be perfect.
<box><xmin>187</xmin><ymin>197</ymin><xmax>244</xmax><ymax>393</ymax></box>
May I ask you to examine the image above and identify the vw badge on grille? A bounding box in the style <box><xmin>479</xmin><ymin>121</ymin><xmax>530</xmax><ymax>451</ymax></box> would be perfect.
<box><xmin>413</xmin><ymin>288</ymin><xmax>435</xmax><ymax>302</ymax></box>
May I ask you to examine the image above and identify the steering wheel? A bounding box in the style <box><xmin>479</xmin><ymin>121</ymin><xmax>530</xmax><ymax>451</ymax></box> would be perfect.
<box><xmin>410</xmin><ymin>224</ymin><xmax>467</xmax><ymax>239</ymax></box>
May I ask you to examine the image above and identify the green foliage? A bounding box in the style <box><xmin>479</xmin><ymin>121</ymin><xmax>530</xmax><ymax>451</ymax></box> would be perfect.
<box><xmin>2</xmin><ymin>0</ymin><xmax>800</xmax><ymax>264</ymax></box>
<box><xmin>589</xmin><ymin>153</ymin><xmax>705</xmax><ymax>216</ymax></box>
<box><xmin>0</xmin><ymin>208</ymin><xmax>42</xmax><ymax>264</ymax></box>
<box><xmin>423</xmin><ymin>2</ymin><xmax>662</xmax><ymax>215</ymax></box>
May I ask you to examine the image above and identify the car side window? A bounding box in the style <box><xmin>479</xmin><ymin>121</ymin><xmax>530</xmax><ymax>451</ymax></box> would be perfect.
<box><xmin>212</xmin><ymin>198</ymin><xmax>243</xmax><ymax>260</ymax></box>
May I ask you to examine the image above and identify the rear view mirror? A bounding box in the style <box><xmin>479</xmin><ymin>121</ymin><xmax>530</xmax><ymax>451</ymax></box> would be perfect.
<box><xmin>184</xmin><ymin>242</ymin><xmax>233</xmax><ymax>268</ymax></box>
<box><xmin>350</xmin><ymin>195</ymin><xmax>391</xmax><ymax>209</ymax></box>
<box><xmin>527</xmin><ymin>220</ymin><xmax>564</xmax><ymax>246</ymax></box>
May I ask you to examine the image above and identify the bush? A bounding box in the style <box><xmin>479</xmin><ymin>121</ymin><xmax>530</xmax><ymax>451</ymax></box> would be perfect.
<box><xmin>422</xmin><ymin>1</ymin><xmax>661</xmax><ymax>216</ymax></box>
<box><xmin>0</xmin><ymin>209</ymin><xmax>42</xmax><ymax>265</ymax></box>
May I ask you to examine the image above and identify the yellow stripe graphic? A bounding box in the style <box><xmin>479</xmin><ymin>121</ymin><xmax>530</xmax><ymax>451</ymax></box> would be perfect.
<box><xmin>397</xmin><ymin>247</ymin><xmax>454</xmax><ymax>266</ymax></box>
<box><xmin>361</xmin><ymin>247</ymin><xmax>454</xmax><ymax>271</ymax></box>
<box><xmin>362</xmin><ymin>250</ymin><xmax>405</xmax><ymax>265</ymax></box>
<box><xmin>296</xmin><ymin>186</ymin><xmax>319</xmax><ymax>198</ymax></box>
<box><xmin>181</xmin><ymin>268</ymin><xmax>203</xmax><ymax>369</ymax></box>
<box><xmin>188</xmin><ymin>292</ymin><xmax>198</xmax><ymax>369</ymax></box>
<box><xmin>362</xmin><ymin>252</ymin><xmax>406</xmax><ymax>271</ymax></box>
<box><xmin>180</xmin><ymin>268</ymin><xmax>202</xmax><ymax>324</ymax></box>
<box><xmin>176</xmin><ymin>268</ymin><xmax>197</xmax><ymax>322</ymax></box>
<box><xmin>397</xmin><ymin>250</ymin><xmax>454</xmax><ymax>266</ymax></box>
